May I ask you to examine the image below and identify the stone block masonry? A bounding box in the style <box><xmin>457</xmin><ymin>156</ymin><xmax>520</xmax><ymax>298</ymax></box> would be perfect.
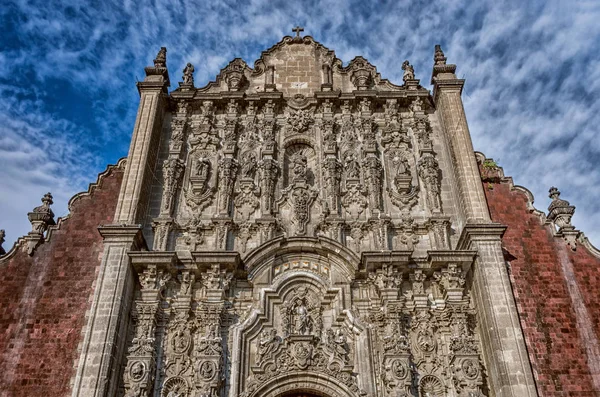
<box><xmin>481</xmin><ymin>162</ymin><xmax>600</xmax><ymax>396</ymax></box>
<box><xmin>0</xmin><ymin>163</ymin><xmax>124</xmax><ymax>397</ymax></box>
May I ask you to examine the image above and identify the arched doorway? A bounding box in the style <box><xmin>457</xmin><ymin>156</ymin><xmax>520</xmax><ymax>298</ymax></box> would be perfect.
<box><xmin>279</xmin><ymin>393</ymin><xmax>323</xmax><ymax>397</ymax></box>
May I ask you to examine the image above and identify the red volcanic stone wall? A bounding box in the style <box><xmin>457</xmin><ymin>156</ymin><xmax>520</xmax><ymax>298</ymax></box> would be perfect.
<box><xmin>0</xmin><ymin>164</ymin><xmax>123</xmax><ymax>397</ymax></box>
<box><xmin>481</xmin><ymin>167</ymin><xmax>600</xmax><ymax>396</ymax></box>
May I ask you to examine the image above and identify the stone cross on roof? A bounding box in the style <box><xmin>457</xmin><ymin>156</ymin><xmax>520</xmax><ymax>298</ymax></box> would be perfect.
<box><xmin>292</xmin><ymin>26</ymin><xmax>304</xmax><ymax>38</ymax></box>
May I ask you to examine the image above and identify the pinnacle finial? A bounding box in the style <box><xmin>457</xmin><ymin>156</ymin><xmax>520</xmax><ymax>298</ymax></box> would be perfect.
<box><xmin>434</xmin><ymin>44</ymin><xmax>447</xmax><ymax>66</ymax></box>
<box><xmin>548</xmin><ymin>186</ymin><xmax>560</xmax><ymax>199</ymax></box>
<box><xmin>154</xmin><ymin>47</ymin><xmax>167</xmax><ymax>68</ymax></box>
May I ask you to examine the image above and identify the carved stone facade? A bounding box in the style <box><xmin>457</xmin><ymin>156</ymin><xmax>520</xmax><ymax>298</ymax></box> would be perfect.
<box><xmin>67</xmin><ymin>32</ymin><xmax>540</xmax><ymax>397</ymax></box>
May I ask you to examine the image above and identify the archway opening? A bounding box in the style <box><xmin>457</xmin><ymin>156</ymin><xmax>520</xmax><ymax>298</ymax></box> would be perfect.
<box><xmin>278</xmin><ymin>392</ymin><xmax>325</xmax><ymax>397</ymax></box>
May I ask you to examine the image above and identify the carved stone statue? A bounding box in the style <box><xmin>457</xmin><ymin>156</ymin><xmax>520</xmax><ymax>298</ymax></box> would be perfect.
<box><xmin>344</xmin><ymin>152</ymin><xmax>361</xmax><ymax>180</ymax></box>
<box><xmin>290</xmin><ymin>152</ymin><xmax>308</xmax><ymax>182</ymax></box>
<box><xmin>402</xmin><ymin>60</ymin><xmax>415</xmax><ymax>82</ymax></box>
<box><xmin>257</xmin><ymin>329</ymin><xmax>280</xmax><ymax>364</ymax></box>
<box><xmin>241</xmin><ymin>153</ymin><xmax>257</xmax><ymax>180</ymax></box>
<box><xmin>182</xmin><ymin>63</ymin><xmax>194</xmax><ymax>85</ymax></box>
<box><xmin>295</xmin><ymin>299</ymin><xmax>312</xmax><ymax>335</ymax></box>
<box><xmin>195</xmin><ymin>159</ymin><xmax>210</xmax><ymax>179</ymax></box>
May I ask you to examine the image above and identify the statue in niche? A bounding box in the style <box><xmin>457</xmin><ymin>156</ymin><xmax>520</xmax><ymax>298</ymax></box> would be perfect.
<box><xmin>195</xmin><ymin>159</ymin><xmax>210</xmax><ymax>179</ymax></box>
<box><xmin>294</xmin><ymin>298</ymin><xmax>313</xmax><ymax>335</ymax></box>
<box><xmin>291</xmin><ymin>152</ymin><xmax>308</xmax><ymax>182</ymax></box>
<box><xmin>344</xmin><ymin>152</ymin><xmax>361</xmax><ymax>180</ymax></box>
<box><xmin>241</xmin><ymin>153</ymin><xmax>257</xmax><ymax>180</ymax></box>
<box><xmin>394</xmin><ymin>156</ymin><xmax>410</xmax><ymax>177</ymax></box>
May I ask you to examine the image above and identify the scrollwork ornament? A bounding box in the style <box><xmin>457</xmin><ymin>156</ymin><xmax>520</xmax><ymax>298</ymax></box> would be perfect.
<box><xmin>161</xmin><ymin>376</ymin><xmax>188</xmax><ymax>397</ymax></box>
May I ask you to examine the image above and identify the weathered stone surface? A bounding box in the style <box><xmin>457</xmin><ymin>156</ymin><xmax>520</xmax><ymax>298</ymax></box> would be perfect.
<box><xmin>2</xmin><ymin>32</ymin><xmax>599</xmax><ymax>397</ymax></box>
<box><xmin>0</xmin><ymin>161</ymin><xmax>125</xmax><ymax>397</ymax></box>
<box><xmin>480</xmin><ymin>157</ymin><xmax>600</xmax><ymax>396</ymax></box>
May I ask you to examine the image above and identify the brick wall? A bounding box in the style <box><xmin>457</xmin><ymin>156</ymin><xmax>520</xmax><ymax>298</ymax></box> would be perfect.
<box><xmin>0</xmin><ymin>162</ymin><xmax>124</xmax><ymax>397</ymax></box>
<box><xmin>480</xmin><ymin>161</ymin><xmax>600</xmax><ymax>396</ymax></box>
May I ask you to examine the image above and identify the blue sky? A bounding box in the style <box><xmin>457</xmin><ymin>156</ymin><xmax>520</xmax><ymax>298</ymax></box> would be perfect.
<box><xmin>1</xmin><ymin>0</ymin><xmax>599</xmax><ymax>247</ymax></box>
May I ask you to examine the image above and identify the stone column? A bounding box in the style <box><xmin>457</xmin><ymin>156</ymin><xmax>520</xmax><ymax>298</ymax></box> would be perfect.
<box><xmin>458</xmin><ymin>225</ymin><xmax>538</xmax><ymax>396</ymax></box>
<box><xmin>71</xmin><ymin>49</ymin><xmax>169</xmax><ymax>397</ymax></box>
<box><xmin>433</xmin><ymin>46</ymin><xmax>538</xmax><ymax>396</ymax></box>
<box><xmin>431</xmin><ymin>46</ymin><xmax>489</xmax><ymax>224</ymax></box>
<box><xmin>71</xmin><ymin>225</ymin><xmax>146</xmax><ymax>397</ymax></box>
<box><xmin>114</xmin><ymin>53</ymin><xmax>170</xmax><ymax>224</ymax></box>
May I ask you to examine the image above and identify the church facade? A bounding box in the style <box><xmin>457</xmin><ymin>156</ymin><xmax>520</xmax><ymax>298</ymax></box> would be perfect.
<box><xmin>1</xmin><ymin>32</ymin><xmax>599</xmax><ymax>397</ymax></box>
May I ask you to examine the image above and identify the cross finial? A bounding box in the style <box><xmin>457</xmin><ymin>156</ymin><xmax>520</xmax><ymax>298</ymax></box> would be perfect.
<box><xmin>292</xmin><ymin>26</ymin><xmax>304</xmax><ymax>38</ymax></box>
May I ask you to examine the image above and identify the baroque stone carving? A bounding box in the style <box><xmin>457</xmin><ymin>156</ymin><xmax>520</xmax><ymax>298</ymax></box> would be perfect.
<box><xmin>418</xmin><ymin>153</ymin><xmax>442</xmax><ymax>213</ymax></box>
<box><xmin>402</xmin><ymin>60</ymin><xmax>415</xmax><ymax>82</ymax></box>
<box><xmin>286</xmin><ymin>108</ymin><xmax>314</xmax><ymax>135</ymax></box>
<box><xmin>363</xmin><ymin>155</ymin><xmax>383</xmax><ymax>211</ymax></box>
<box><xmin>182</xmin><ymin>63</ymin><xmax>195</xmax><ymax>86</ymax></box>
<box><xmin>25</xmin><ymin>192</ymin><xmax>56</xmax><ymax>255</ymax></box>
<box><xmin>547</xmin><ymin>186</ymin><xmax>578</xmax><ymax>249</ymax></box>
<box><xmin>161</xmin><ymin>158</ymin><xmax>185</xmax><ymax>216</ymax></box>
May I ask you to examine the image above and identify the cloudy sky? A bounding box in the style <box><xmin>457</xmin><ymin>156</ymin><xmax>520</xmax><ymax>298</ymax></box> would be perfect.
<box><xmin>1</xmin><ymin>0</ymin><xmax>599</xmax><ymax>248</ymax></box>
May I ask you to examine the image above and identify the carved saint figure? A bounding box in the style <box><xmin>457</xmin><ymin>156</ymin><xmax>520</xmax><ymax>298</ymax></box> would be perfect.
<box><xmin>394</xmin><ymin>156</ymin><xmax>410</xmax><ymax>177</ymax></box>
<box><xmin>178</xmin><ymin>272</ymin><xmax>192</xmax><ymax>295</ymax></box>
<box><xmin>182</xmin><ymin>62</ymin><xmax>195</xmax><ymax>85</ymax></box>
<box><xmin>172</xmin><ymin>328</ymin><xmax>189</xmax><ymax>353</ymax></box>
<box><xmin>402</xmin><ymin>60</ymin><xmax>415</xmax><ymax>82</ymax></box>
<box><xmin>257</xmin><ymin>329</ymin><xmax>280</xmax><ymax>364</ymax></box>
<box><xmin>130</xmin><ymin>361</ymin><xmax>145</xmax><ymax>381</ymax></box>
<box><xmin>195</xmin><ymin>159</ymin><xmax>210</xmax><ymax>179</ymax></box>
<box><xmin>344</xmin><ymin>152</ymin><xmax>361</xmax><ymax>180</ymax></box>
<box><xmin>333</xmin><ymin>329</ymin><xmax>349</xmax><ymax>360</ymax></box>
<box><xmin>295</xmin><ymin>298</ymin><xmax>313</xmax><ymax>335</ymax></box>
<box><xmin>199</xmin><ymin>361</ymin><xmax>215</xmax><ymax>381</ymax></box>
<box><xmin>290</xmin><ymin>152</ymin><xmax>308</xmax><ymax>181</ymax></box>
<box><xmin>463</xmin><ymin>359</ymin><xmax>479</xmax><ymax>379</ymax></box>
<box><xmin>241</xmin><ymin>153</ymin><xmax>257</xmax><ymax>179</ymax></box>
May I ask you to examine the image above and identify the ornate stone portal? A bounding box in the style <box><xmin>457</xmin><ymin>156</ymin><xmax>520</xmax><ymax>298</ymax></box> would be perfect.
<box><xmin>94</xmin><ymin>28</ymin><xmax>538</xmax><ymax>397</ymax></box>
